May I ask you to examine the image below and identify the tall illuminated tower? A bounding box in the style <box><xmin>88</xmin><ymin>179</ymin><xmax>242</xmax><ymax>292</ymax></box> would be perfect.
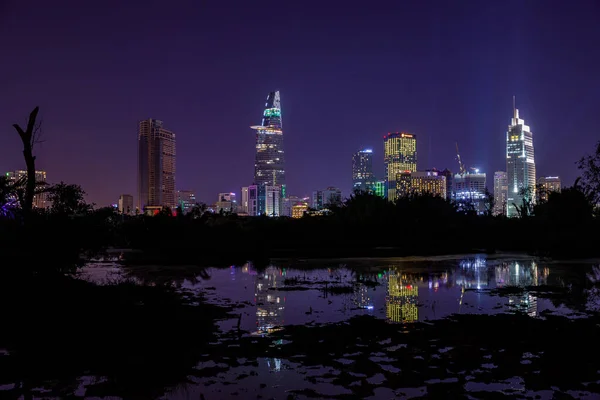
<box><xmin>251</xmin><ymin>91</ymin><xmax>285</xmax><ymax>215</ymax></box>
<box><xmin>352</xmin><ymin>149</ymin><xmax>375</xmax><ymax>192</ymax></box>
<box><xmin>138</xmin><ymin>119</ymin><xmax>176</xmax><ymax>211</ymax></box>
<box><xmin>506</xmin><ymin>99</ymin><xmax>535</xmax><ymax>217</ymax></box>
<box><xmin>384</xmin><ymin>132</ymin><xmax>417</xmax><ymax>200</ymax></box>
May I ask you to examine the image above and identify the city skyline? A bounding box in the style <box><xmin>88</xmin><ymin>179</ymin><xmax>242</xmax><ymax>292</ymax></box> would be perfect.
<box><xmin>1</xmin><ymin>2</ymin><xmax>598</xmax><ymax>206</ymax></box>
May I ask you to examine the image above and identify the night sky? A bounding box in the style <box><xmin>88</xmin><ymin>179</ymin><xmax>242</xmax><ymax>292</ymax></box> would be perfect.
<box><xmin>1</xmin><ymin>1</ymin><xmax>599</xmax><ymax>206</ymax></box>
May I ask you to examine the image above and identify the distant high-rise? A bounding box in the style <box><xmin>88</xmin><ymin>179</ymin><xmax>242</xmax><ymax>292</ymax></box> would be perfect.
<box><xmin>538</xmin><ymin>176</ymin><xmax>561</xmax><ymax>202</ymax></box>
<box><xmin>352</xmin><ymin>149</ymin><xmax>375</xmax><ymax>192</ymax></box>
<box><xmin>312</xmin><ymin>187</ymin><xmax>342</xmax><ymax>210</ymax></box>
<box><xmin>138</xmin><ymin>119</ymin><xmax>176</xmax><ymax>211</ymax></box>
<box><xmin>216</xmin><ymin>192</ymin><xmax>237</xmax><ymax>214</ymax></box>
<box><xmin>384</xmin><ymin>132</ymin><xmax>417</xmax><ymax>201</ymax></box>
<box><xmin>493</xmin><ymin>171</ymin><xmax>508</xmax><ymax>216</ymax></box>
<box><xmin>506</xmin><ymin>100</ymin><xmax>535</xmax><ymax>217</ymax></box>
<box><xmin>452</xmin><ymin>171</ymin><xmax>487</xmax><ymax>215</ymax></box>
<box><xmin>177</xmin><ymin>190</ymin><xmax>196</xmax><ymax>214</ymax></box>
<box><xmin>251</xmin><ymin>91</ymin><xmax>286</xmax><ymax>215</ymax></box>
<box><xmin>241</xmin><ymin>187</ymin><xmax>249</xmax><ymax>214</ymax></box>
<box><xmin>265</xmin><ymin>185</ymin><xmax>282</xmax><ymax>217</ymax></box>
<box><xmin>118</xmin><ymin>194</ymin><xmax>134</xmax><ymax>215</ymax></box>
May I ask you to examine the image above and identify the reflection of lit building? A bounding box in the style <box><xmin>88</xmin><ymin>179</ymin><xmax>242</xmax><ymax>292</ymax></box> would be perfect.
<box><xmin>455</xmin><ymin>257</ymin><xmax>490</xmax><ymax>290</ymax></box>
<box><xmin>386</xmin><ymin>269</ymin><xmax>418</xmax><ymax>323</ymax></box>
<box><xmin>353</xmin><ymin>283</ymin><xmax>373</xmax><ymax>309</ymax></box>
<box><xmin>495</xmin><ymin>261</ymin><xmax>548</xmax><ymax>317</ymax></box>
<box><xmin>509</xmin><ymin>293</ymin><xmax>538</xmax><ymax>317</ymax></box>
<box><xmin>255</xmin><ymin>266</ymin><xmax>286</xmax><ymax>333</ymax></box>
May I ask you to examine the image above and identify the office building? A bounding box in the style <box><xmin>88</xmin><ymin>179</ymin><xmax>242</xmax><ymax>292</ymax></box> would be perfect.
<box><xmin>374</xmin><ymin>180</ymin><xmax>386</xmax><ymax>198</ymax></box>
<box><xmin>177</xmin><ymin>190</ymin><xmax>196</xmax><ymax>214</ymax></box>
<box><xmin>373</xmin><ymin>180</ymin><xmax>386</xmax><ymax>198</ymax></box>
<box><xmin>138</xmin><ymin>119</ymin><xmax>176</xmax><ymax>211</ymax></box>
<box><xmin>506</xmin><ymin>101</ymin><xmax>536</xmax><ymax>217</ymax></box>
<box><xmin>538</xmin><ymin>176</ymin><xmax>561</xmax><ymax>202</ymax></box>
<box><xmin>247</xmin><ymin>185</ymin><xmax>259</xmax><ymax>216</ymax></box>
<box><xmin>251</xmin><ymin>91</ymin><xmax>286</xmax><ymax>215</ymax></box>
<box><xmin>291</xmin><ymin>203</ymin><xmax>309</xmax><ymax>218</ymax></box>
<box><xmin>241</xmin><ymin>187</ymin><xmax>249</xmax><ymax>214</ymax></box>
<box><xmin>282</xmin><ymin>195</ymin><xmax>309</xmax><ymax>217</ymax></box>
<box><xmin>384</xmin><ymin>132</ymin><xmax>417</xmax><ymax>201</ymax></box>
<box><xmin>352</xmin><ymin>149</ymin><xmax>375</xmax><ymax>192</ymax></box>
<box><xmin>216</xmin><ymin>192</ymin><xmax>237</xmax><ymax>214</ymax></box>
<box><xmin>493</xmin><ymin>171</ymin><xmax>508</xmax><ymax>216</ymax></box>
<box><xmin>452</xmin><ymin>171</ymin><xmax>487</xmax><ymax>215</ymax></box>
<box><xmin>118</xmin><ymin>194</ymin><xmax>134</xmax><ymax>215</ymax></box>
<box><xmin>395</xmin><ymin>171</ymin><xmax>446</xmax><ymax>199</ymax></box>
<box><xmin>6</xmin><ymin>170</ymin><xmax>48</xmax><ymax>209</ymax></box>
<box><xmin>265</xmin><ymin>185</ymin><xmax>282</xmax><ymax>216</ymax></box>
<box><xmin>312</xmin><ymin>187</ymin><xmax>342</xmax><ymax>210</ymax></box>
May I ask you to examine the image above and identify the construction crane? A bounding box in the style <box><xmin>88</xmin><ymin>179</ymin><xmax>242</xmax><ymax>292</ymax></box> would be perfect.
<box><xmin>455</xmin><ymin>142</ymin><xmax>466</xmax><ymax>176</ymax></box>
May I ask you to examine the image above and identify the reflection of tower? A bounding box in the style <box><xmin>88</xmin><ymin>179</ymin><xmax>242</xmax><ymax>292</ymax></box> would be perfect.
<box><xmin>386</xmin><ymin>269</ymin><xmax>418</xmax><ymax>323</ymax></box>
<box><xmin>456</xmin><ymin>257</ymin><xmax>489</xmax><ymax>290</ymax></box>
<box><xmin>495</xmin><ymin>261</ymin><xmax>547</xmax><ymax>317</ymax></box>
<box><xmin>254</xmin><ymin>266</ymin><xmax>285</xmax><ymax>333</ymax></box>
<box><xmin>352</xmin><ymin>282</ymin><xmax>373</xmax><ymax>309</ymax></box>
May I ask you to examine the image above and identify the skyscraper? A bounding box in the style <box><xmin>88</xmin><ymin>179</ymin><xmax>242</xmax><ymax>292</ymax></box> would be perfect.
<box><xmin>241</xmin><ymin>187</ymin><xmax>249</xmax><ymax>214</ymax></box>
<box><xmin>384</xmin><ymin>132</ymin><xmax>417</xmax><ymax>201</ymax></box>
<box><xmin>352</xmin><ymin>149</ymin><xmax>375</xmax><ymax>192</ymax></box>
<box><xmin>251</xmin><ymin>91</ymin><xmax>285</xmax><ymax>215</ymax></box>
<box><xmin>138</xmin><ymin>119</ymin><xmax>176</xmax><ymax>211</ymax></box>
<box><xmin>506</xmin><ymin>100</ymin><xmax>535</xmax><ymax>217</ymax></box>
<box><xmin>493</xmin><ymin>171</ymin><xmax>508</xmax><ymax>216</ymax></box>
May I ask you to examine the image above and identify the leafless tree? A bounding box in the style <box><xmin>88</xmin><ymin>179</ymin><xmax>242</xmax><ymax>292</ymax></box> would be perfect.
<box><xmin>12</xmin><ymin>106</ymin><xmax>41</xmax><ymax>216</ymax></box>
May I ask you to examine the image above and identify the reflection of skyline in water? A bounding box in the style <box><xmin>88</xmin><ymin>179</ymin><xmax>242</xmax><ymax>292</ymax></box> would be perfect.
<box><xmin>231</xmin><ymin>258</ymin><xmax>555</xmax><ymax>329</ymax></box>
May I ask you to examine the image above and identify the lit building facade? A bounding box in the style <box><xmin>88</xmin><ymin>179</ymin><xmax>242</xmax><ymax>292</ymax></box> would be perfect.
<box><xmin>493</xmin><ymin>171</ymin><xmax>508</xmax><ymax>216</ymax></box>
<box><xmin>251</xmin><ymin>91</ymin><xmax>286</xmax><ymax>215</ymax></box>
<box><xmin>312</xmin><ymin>187</ymin><xmax>342</xmax><ymax>210</ymax></box>
<box><xmin>506</xmin><ymin>104</ymin><xmax>536</xmax><ymax>217</ymax></box>
<box><xmin>538</xmin><ymin>176</ymin><xmax>561</xmax><ymax>202</ymax></box>
<box><xmin>282</xmin><ymin>195</ymin><xmax>309</xmax><ymax>217</ymax></box>
<box><xmin>265</xmin><ymin>185</ymin><xmax>282</xmax><ymax>216</ymax></box>
<box><xmin>291</xmin><ymin>203</ymin><xmax>308</xmax><ymax>218</ymax></box>
<box><xmin>352</xmin><ymin>149</ymin><xmax>375</xmax><ymax>192</ymax></box>
<box><xmin>452</xmin><ymin>172</ymin><xmax>487</xmax><ymax>214</ymax></box>
<box><xmin>384</xmin><ymin>132</ymin><xmax>417</xmax><ymax>201</ymax></box>
<box><xmin>241</xmin><ymin>187</ymin><xmax>249</xmax><ymax>214</ymax></box>
<box><xmin>374</xmin><ymin>180</ymin><xmax>386</xmax><ymax>198</ymax></box>
<box><xmin>216</xmin><ymin>192</ymin><xmax>237</xmax><ymax>214</ymax></box>
<box><xmin>247</xmin><ymin>185</ymin><xmax>259</xmax><ymax>216</ymax></box>
<box><xmin>138</xmin><ymin>119</ymin><xmax>176</xmax><ymax>211</ymax></box>
<box><xmin>118</xmin><ymin>194</ymin><xmax>134</xmax><ymax>215</ymax></box>
<box><xmin>395</xmin><ymin>171</ymin><xmax>446</xmax><ymax>199</ymax></box>
<box><xmin>6</xmin><ymin>170</ymin><xmax>48</xmax><ymax>209</ymax></box>
<box><xmin>177</xmin><ymin>190</ymin><xmax>196</xmax><ymax>214</ymax></box>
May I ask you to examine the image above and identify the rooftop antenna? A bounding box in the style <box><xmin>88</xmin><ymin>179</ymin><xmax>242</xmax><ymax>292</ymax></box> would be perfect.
<box><xmin>513</xmin><ymin>95</ymin><xmax>517</xmax><ymax>120</ymax></box>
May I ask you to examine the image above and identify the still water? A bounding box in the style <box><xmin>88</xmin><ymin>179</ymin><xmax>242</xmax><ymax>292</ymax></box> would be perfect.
<box><xmin>81</xmin><ymin>254</ymin><xmax>600</xmax><ymax>399</ymax></box>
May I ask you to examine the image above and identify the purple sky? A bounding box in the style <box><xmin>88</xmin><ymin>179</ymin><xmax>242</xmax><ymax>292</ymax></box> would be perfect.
<box><xmin>1</xmin><ymin>1</ymin><xmax>599</xmax><ymax>206</ymax></box>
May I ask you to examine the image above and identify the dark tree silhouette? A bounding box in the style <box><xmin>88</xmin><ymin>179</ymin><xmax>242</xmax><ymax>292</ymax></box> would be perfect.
<box><xmin>12</xmin><ymin>107</ymin><xmax>41</xmax><ymax>217</ymax></box>
<box><xmin>577</xmin><ymin>140</ymin><xmax>600</xmax><ymax>205</ymax></box>
<box><xmin>48</xmin><ymin>182</ymin><xmax>92</xmax><ymax>215</ymax></box>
